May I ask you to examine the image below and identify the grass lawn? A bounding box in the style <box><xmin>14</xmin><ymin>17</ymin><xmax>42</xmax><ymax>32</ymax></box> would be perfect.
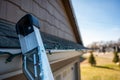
<box><xmin>81</xmin><ymin>53</ymin><xmax>120</xmax><ymax>80</ymax></box>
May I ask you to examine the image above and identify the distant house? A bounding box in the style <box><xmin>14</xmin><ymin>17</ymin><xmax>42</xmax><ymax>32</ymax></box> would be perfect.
<box><xmin>99</xmin><ymin>46</ymin><xmax>120</xmax><ymax>53</ymax></box>
<box><xmin>113</xmin><ymin>46</ymin><xmax>120</xmax><ymax>52</ymax></box>
<box><xmin>0</xmin><ymin>0</ymin><xmax>85</xmax><ymax>80</ymax></box>
<box><xmin>105</xmin><ymin>47</ymin><xmax>114</xmax><ymax>52</ymax></box>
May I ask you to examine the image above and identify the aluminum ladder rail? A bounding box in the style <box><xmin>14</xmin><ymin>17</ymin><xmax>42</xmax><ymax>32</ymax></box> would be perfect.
<box><xmin>16</xmin><ymin>14</ymin><xmax>54</xmax><ymax>80</ymax></box>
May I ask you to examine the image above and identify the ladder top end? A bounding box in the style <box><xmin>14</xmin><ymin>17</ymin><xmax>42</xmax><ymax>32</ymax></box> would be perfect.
<box><xmin>16</xmin><ymin>14</ymin><xmax>40</xmax><ymax>36</ymax></box>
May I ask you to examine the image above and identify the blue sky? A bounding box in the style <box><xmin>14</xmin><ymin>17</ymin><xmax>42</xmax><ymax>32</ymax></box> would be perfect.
<box><xmin>71</xmin><ymin>0</ymin><xmax>120</xmax><ymax>46</ymax></box>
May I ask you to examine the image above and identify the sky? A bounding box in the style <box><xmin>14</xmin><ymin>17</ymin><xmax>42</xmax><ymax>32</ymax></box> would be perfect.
<box><xmin>71</xmin><ymin>0</ymin><xmax>120</xmax><ymax>46</ymax></box>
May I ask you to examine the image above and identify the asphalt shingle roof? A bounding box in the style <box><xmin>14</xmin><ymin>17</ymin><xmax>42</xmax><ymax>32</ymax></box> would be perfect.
<box><xmin>0</xmin><ymin>20</ymin><xmax>84</xmax><ymax>50</ymax></box>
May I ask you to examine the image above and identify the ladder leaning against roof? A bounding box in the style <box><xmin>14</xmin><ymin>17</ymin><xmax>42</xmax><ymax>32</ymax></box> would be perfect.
<box><xmin>16</xmin><ymin>14</ymin><xmax>54</xmax><ymax>80</ymax></box>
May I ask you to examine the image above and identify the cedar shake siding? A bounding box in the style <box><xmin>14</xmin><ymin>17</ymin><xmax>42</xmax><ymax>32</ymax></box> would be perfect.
<box><xmin>0</xmin><ymin>0</ymin><xmax>83</xmax><ymax>44</ymax></box>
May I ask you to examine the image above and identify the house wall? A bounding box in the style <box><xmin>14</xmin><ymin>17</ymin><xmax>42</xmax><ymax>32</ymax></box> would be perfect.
<box><xmin>3</xmin><ymin>56</ymin><xmax>80</xmax><ymax>80</ymax></box>
<box><xmin>53</xmin><ymin>56</ymin><xmax>81</xmax><ymax>80</ymax></box>
<box><xmin>0</xmin><ymin>0</ymin><xmax>77</xmax><ymax>42</ymax></box>
<box><xmin>0</xmin><ymin>50</ymin><xmax>81</xmax><ymax>80</ymax></box>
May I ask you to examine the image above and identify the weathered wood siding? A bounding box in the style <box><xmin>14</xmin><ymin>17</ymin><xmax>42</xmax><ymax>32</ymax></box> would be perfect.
<box><xmin>0</xmin><ymin>0</ymin><xmax>77</xmax><ymax>42</ymax></box>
